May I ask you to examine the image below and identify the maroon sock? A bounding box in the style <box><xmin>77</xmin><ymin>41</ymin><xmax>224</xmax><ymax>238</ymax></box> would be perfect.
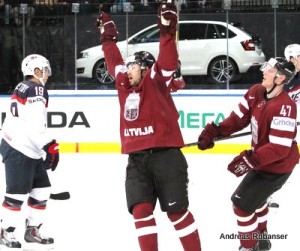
<box><xmin>233</xmin><ymin>205</ymin><xmax>258</xmax><ymax>249</ymax></box>
<box><xmin>256</xmin><ymin>203</ymin><xmax>269</xmax><ymax>233</ymax></box>
<box><xmin>168</xmin><ymin>210</ymin><xmax>201</xmax><ymax>251</ymax></box>
<box><xmin>132</xmin><ymin>202</ymin><xmax>158</xmax><ymax>251</ymax></box>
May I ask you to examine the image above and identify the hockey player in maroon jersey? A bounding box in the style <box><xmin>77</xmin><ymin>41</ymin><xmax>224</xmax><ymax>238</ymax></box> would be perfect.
<box><xmin>0</xmin><ymin>54</ymin><xmax>59</xmax><ymax>249</ymax></box>
<box><xmin>96</xmin><ymin>2</ymin><xmax>201</xmax><ymax>251</ymax></box>
<box><xmin>284</xmin><ymin>44</ymin><xmax>300</xmax><ymax>104</ymax></box>
<box><xmin>197</xmin><ymin>57</ymin><xmax>298</xmax><ymax>251</ymax></box>
<box><xmin>267</xmin><ymin>45</ymin><xmax>300</xmax><ymax>209</ymax></box>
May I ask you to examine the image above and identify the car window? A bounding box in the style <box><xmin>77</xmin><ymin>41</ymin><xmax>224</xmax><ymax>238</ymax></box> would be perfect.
<box><xmin>206</xmin><ymin>24</ymin><xmax>219</xmax><ymax>39</ymax></box>
<box><xmin>131</xmin><ymin>22</ymin><xmax>238</xmax><ymax>44</ymax></box>
<box><xmin>214</xmin><ymin>24</ymin><xmax>236</xmax><ymax>39</ymax></box>
<box><xmin>178</xmin><ymin>23</ymin><xmax>237</xmax><ymax>40</ymax></box>
<box><xmin>131</xmin><ymin>26</ymin><xmax>160</xmax><ymax>43</ymax></box>
<box><xmin>179</xmin><ymin>23</ymin><xmax>207</xmax><ymax>40</ymax></box>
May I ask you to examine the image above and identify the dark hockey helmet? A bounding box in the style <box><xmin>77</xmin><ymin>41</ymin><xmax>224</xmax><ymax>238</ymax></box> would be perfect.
<box><xmin>275</xmin><ymin>57</ymin><xmax>296</xmax><ymax>84</ymax></box>
<box><xmin>125</xmin><ymin>51</ymin><xmax>156</xmax><ymax>70</ymax></box>
<box><xmin>260</xmin><ymin>57</ymin><xmax>296</xmax><ymax>84</ymax></box>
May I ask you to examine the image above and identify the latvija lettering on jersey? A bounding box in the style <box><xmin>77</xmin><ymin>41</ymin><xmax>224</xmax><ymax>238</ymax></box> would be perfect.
<box><xmin>124</xmin><ymin>126</ymin><xmax>154</xmax><ymax>136</ymax></box>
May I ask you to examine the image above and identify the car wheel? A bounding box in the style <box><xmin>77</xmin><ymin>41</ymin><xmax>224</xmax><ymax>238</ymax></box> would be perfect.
<box><xmin>208</xmin><ymin>57</ymin><xmax>238</xmax><ymax>84</ymax></box>
<box><xmin>93</xmin><ymin>59</ymin><xmax>115</xmax><ymax>85</ymax></box>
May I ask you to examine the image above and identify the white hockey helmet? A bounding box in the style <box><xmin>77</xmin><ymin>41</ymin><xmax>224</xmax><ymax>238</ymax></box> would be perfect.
<box><xmin>21</xmin><ymin>54</ymin><xmax>52</xmax><ymax>77</ymax></box>
<box><xmin>284</xmin><ymin>44</ymin><xmax>300</xmax><ymax>60</ymax></box>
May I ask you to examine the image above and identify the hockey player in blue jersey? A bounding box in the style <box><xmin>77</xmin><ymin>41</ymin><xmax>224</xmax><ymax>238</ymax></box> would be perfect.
<box><xmin>0</xmin><ymin>54</ymin><xmax>59</xmax><ymax>249</ymax></box>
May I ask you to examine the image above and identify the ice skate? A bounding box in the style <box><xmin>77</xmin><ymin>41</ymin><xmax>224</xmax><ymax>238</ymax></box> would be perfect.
<box><xmin>23</xmin><ymin>220</ymin><xmax>54</xmax><ymax>251</ymax></box>
<box><xmin>267</xmin><ymin>197</ymin><xmax>279</xmax><ymax>208</ymax></box>
<box><xmin>258</xmin><ymin>239</ymin><xmax>271</xmax><ymax>251</ymax></box>
<box><xmin>258</xmin><ymin>230</ymin><xmax>271</xmax><ymax>251</ymax></box>
<box><xmin>0</xmin><ymin>227</ymin><xmax>21</xmax><ymax>249</ymax></box>
<box><xmin>239</xmin><ymin>243</ymin><xmax>258</xmax><ymax>251</ymax></box>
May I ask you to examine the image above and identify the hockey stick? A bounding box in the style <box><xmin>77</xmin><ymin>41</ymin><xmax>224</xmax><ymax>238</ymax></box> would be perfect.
<box><xmin>175</xmin><ymin>0</ymin><xmax>180</xmax><ymax>47</ymax></box>
<box><xmin>50</xmin><ymin>192</ymin><xmax>70</xmax><ymax>200</ymax></box>
<box><xmin>184</xmin><ymin>121</ymin><xmax>300</xmax><ymax>148</ymax></box>
<box><xmin>184</xmin><ymin>131</ymin><xmax>251</xmax><ymax>148</ymax></box>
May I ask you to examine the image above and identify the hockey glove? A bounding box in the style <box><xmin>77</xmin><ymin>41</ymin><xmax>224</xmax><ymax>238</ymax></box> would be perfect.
<box><xmin>173</xmin><ymin>60</ymin><xmax>182</xmax><ymax>80</ymax></box>
<box><xmin>227</xmin><ymin>150</ymin><xmax>259</xmax><ymax>177</ymax></box>
<box><xmin>157</xmin><ymin>3</ymin><xmax>177</xmax><ymax>36</ymax></box>
<box><xmin>171</xmin><ymin>61</ymin><xmax>185</xmax><ymax>92</ymax></box>
<box><xmin>96</xmin><ymin>12</ymin><xmax>118</xmax><ymax>43</ymax></box>
<box><xmin>197</xmin><ymin>122</ymin><xmax>220</xmax><ymax>150</ymax></box>
<box><xmin>43</xmin><ymin>140</ymin><xmax>59</xmax><ymax>171</ymax></box>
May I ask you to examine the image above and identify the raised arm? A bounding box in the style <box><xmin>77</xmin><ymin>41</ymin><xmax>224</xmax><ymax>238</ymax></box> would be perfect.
<box><xmin>96</xmin><ymin>12</ymin><xmax>124</xmax><ymax>77</ymax></box>
<box><xmin>156</xmin><ymin>2</ymin><xmax>178</xmax><ymax>72</ymax></box>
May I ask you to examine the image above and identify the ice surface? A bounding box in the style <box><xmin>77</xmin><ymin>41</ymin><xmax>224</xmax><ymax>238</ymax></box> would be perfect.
<box><xmin>0</xmin><ymin>153</ymin><xmax>299</xmax><ymax>251</ymax></box>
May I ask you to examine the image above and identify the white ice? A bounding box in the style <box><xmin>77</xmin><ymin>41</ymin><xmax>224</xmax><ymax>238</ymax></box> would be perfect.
<box><xmin>0</xmin><ymin>153</ymin><xmax>299</xmax><ymax>251</ymax></box>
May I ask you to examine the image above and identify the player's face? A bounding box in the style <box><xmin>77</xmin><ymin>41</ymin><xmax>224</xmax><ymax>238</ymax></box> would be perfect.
<box><xmin>33</xmin><ymin>68</ymin><xmax>50</xmax><ymax>85</ymax></box>
<box><xmin>127</xmin><ymin>63</ymin><xmax>142</xmax><ymax>87</ymax></box>
<box><xmin>261</xmin><ymin>66</ymin><xmax>279</xmax><ymax>88</ymax></box>
<box><xmin>38</xmin><ymin>68</ymin><xmax>50</xmax><ymax>84</ymax></box>
<box><xmin>292</xmin><ymin>56</ymin><xmax>300</xmax><ymax>72</ymax></box>
<box><xmin>42</xmin><ymin>68</ymin><xmax>50</xmax><ymax>83</ymax></box>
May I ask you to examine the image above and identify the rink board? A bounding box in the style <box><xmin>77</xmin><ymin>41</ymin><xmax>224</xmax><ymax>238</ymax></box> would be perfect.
<box><xmin>0</xmin><ymin>89</ymin><xmax>281</xmax><ymax>154</ymax></box>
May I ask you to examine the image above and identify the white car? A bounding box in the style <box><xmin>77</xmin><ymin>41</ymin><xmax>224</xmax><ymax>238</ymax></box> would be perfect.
<box><xmin>76</xmin><ymin>20</ymin><xmax>265</xmax><ymax>85</ymax></box>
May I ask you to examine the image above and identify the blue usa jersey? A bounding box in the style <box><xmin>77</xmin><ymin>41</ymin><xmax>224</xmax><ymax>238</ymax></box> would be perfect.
<box><xmin>1</xmin><ymin>81</ymin><xmax>52</xmax><ymax>159</ymax></box>
<box><xmin>284</xmin><ymin>73</ymin><xmax>300</xmax><ymax>103</ymax></box>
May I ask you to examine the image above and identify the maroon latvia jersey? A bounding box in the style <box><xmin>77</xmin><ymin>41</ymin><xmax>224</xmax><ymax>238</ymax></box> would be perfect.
<box><xmin>219</xmin><ymin>84</ymin><xmax>299</xmax><ymax>173</ymax></box>
<box><xmin>102</xmin><ymin>34</ymin><xmax>184</xmax><ymax>153</ymax></box>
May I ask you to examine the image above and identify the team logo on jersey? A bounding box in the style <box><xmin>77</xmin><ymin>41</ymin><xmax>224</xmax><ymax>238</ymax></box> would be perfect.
<box><xmin>258</xmin><ymin>100</ymin><xmax>266</xmax><ymax>108</ymax></box>
<box><xmin>124</xmin><ymin>92</ymin><xmax>140</xmax><ymax>121</ymax></box>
